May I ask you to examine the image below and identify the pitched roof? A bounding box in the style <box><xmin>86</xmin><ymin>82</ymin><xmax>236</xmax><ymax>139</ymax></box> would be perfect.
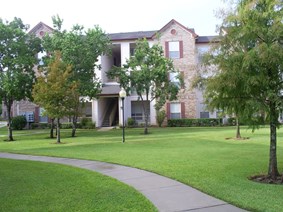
<box><xmin>29</xmin><ymin>20</ymin><xmax>218</xmax><ymax>44</ymax></box>
<box><xmin>108</xmin><ymin>31</ymin><xmax>156</xmax><ymax>41</ymax></box>
<box><xmin>108</xmin><ymin>19</ymin><xmax>199</xmax><ymax>41</ymax></box>
<box><xmin>28</xmin><ymin>22</ymin><xmax>53</xmax><ymax>34</ymax></box>
<box><xmin>157</xmin><ymin>19</ymin><xmax>198</xmax><ymax>38</ymax></box>
<box><xmin>196</xmin><ymin>36</ymin><xmax>219</xmax><ymax>43</ymax></box>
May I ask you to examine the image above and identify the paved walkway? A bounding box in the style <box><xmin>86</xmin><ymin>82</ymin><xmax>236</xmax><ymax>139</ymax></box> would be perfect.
<box><xmin>0</xmin><ymin>153</ymin><xmax>247</xmax><ymax>212</ymax></box>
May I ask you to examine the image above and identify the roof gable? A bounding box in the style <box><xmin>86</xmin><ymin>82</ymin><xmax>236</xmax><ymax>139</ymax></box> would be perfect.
<box><xmin>157</xmin><ymin>19</ymin><xmax>198</xmax><ymax>38</ymax></box>
<box><xmin>29</xmin><ymin>22</ymin><xmax>53</xmax><ymax>35</ymax></box>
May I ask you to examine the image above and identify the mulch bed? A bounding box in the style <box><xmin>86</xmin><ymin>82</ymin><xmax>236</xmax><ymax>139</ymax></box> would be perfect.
<box><xmin>249</xmin><ymin>175</ymin><xmax>283</xmax><ymax>185</ymax></box>
<box><xmin>225</xmin><ymin>137</ymin><xmax>250</xmax><ymax>140</ymax></box>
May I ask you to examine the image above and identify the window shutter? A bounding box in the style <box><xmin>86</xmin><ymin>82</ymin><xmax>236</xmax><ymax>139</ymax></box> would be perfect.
<box><xmin>166</xmin><ymin>103</ymin><xmax>171</xmax><ymax>119</ymax></box>
<box><xmin>180</xmin><ymin>71</ymin><xmax>185</xmax><ymax>89</ymax></box>
<box><xmin>34</xmin><ymin>106</ymin><xmax>40</xmax><ymax>123</ymax></box>
<box><xmin>165</xmin><ymin>41</ymin><xmax>169</xmax><ymax>58</ymax></box>
<box><xmin>181</xmin><ymin>102</ymin><xmax>185</xmax><ymax>118</ymax></box>
<box><xmin>179</xmin><ymin>41</ymin><xmax>183</xmax><ymax>58</ymax></box>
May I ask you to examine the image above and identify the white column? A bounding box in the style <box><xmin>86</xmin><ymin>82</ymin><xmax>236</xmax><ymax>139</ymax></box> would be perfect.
<box><xmin>120</xmin><ymin>42</ymin><xmax>130</xmax><ymax>126</ymax></box>
<box><xmin>95</xmin><ymin>56</ymin><xmax>102</xmax><ymax>81</ymax></box>
<box><xmin>92</xmin><ymin>99</ymin><xmax>99</xmax><ymax>127</ymax></box>
<box><xmin>120</xmin><ymin>43</ymin><xmax>130</xmax><ymax>66</ymax></box>
<box><xmin>150</xmin><ymin>99</ymin><xmax>157</xmax><ymax>125</ymax></box>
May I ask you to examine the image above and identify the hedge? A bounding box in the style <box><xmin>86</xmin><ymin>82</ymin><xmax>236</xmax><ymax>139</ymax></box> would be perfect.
<box><xmin>167</xmin><ymin>118</ymin><xmax>222</xmax><ymax>127</ymax></box>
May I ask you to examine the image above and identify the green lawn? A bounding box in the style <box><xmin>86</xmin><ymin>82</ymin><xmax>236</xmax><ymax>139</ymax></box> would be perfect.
<box><xmin>0</xmin><ymin>158</ymin><xmax>156</xmax><ymax>212</ymax></box>
<box><xmin>0</xmin><ymin>126</ymin><xmax>282</xmax><ymax>211</ymax></box>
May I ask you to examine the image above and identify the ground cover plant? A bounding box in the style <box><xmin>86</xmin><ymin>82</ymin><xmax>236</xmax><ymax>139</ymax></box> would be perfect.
<box><xmin>0</xmin><ymin>126</ymin><xmax>282</xmax><ymax>211</ymax></box>
<box><xmin>0</xmin><ymin>158</ymin><xmax>156</xmax><ymax>212</ymax></box>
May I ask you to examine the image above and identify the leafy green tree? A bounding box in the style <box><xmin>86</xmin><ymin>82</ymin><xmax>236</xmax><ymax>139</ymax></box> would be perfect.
<box><xmin>195</xmin><ymin>60</ymin><xmax>252</xmax><ymax>139</ymax></box>
<box><xmin>0</xmin><ymin>17</ymin><xmax>41</xmax><ymax>141</ymax></box>
<box><xmin>42</xmin><ymin>15</ymin><xmax>111</xmax><ymax>137</ymax></box>
<box><xmin>198</xmin><ymin>0</ymin><xmax>283</xmax><ymax>179</ymax></box>
<box><xmin>33</xmin><ymin>52</ymin><xmax>79</xmax><ymax>143</ymax></box>
<box><xmin>108</xmin><ymin>39</ymin><xmax>180</xmax><ymax>134</ymax></box>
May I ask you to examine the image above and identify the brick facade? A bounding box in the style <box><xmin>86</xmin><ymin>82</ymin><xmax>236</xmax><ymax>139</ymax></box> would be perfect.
<box><xmin>158</xmin><ymin>21</ymin><xmax>198</xmax><ymax>119</ymax></box>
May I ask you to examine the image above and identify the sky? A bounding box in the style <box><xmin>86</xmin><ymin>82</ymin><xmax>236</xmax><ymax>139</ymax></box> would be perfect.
<box><xmin>1</xmin><ymin>0</ymin><xmax>227</xmax><ymax>36</ymax></box>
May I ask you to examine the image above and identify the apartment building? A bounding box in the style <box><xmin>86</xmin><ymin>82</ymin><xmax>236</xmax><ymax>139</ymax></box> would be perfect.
<box><xmin>2</xmin><ymin>19</ymin><xmax>218</xmax><ymax>127</ymax></box>
<box><xmin>94</xmin><ymin>19</ymin><xmax>218</xmax><ymax>127</ymax></box>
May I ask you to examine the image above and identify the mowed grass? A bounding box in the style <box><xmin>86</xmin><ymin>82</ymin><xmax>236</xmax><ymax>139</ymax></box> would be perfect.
<box><xmin>0</xmin><ymin>158</ymin><xmax>156</xmax><ymax>212</ymax></box>
<box><xmin>0</xmin><ymin>126</ymin><xmax>283</xmax><ymax>211</ymax></box>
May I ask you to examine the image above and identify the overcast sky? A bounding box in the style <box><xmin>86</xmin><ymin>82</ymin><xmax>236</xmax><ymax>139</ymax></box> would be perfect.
<box><xmin>1</xmin><ymin>0</ymin><xmax>227</xmax><ymax>36</ymax></box>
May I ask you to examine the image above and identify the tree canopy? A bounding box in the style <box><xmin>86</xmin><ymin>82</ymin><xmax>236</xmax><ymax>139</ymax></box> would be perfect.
<box><xmin>42</xmin><ymin>16</ymin><xmax>111</xmax><ymax>136</ymax></box>
<box><xmin>108</xmin><ymin>38</ymin><xmax>180</xmax><ymax>134</ymax></box>
<box><xmin>197</xmin><ymin>0</ymin><xmax>283</xmax><ymax>179</ymax></box>
<box><xmin>0</xmin><ymin>17</ymin><xmax>42</xmax><ymax>141</ymax></box>
<box><xmin>33</xmin><ymin>51</ymin><xmax>79</xmax><ymax>143</ymax></box>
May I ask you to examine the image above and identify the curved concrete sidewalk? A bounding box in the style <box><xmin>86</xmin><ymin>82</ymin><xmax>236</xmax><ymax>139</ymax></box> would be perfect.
<box><xmin>0</xmin><ymin>153</ymin><xmax>247</xmax><ymax>212</ymax></box>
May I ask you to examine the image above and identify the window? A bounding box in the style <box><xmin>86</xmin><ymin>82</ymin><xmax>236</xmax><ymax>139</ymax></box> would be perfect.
<box><xmin>169</xmin><ymin>41</ymin><xmax>180</xmax><ymax>58</ymax></box>
<box><xmin>130</xmin><ymin>43</ymin><xmax>136</xmax><ymax>56</ymax></box>
<box><xmin>170</xmin><ymin>103</ymin><xmax>181</xmax><ymax>119</ymax></box>
<box><xmin>37</xmin><ymin>51</ymin><xmax>46</xmax><ymax>65</ymax></box>
<box><xmin>200</xmin><ymin>112</ymin><xmax>210</xmax><ymax>119</ymax></box>
<box><xmin>131</xmin><ymin>101</ymin><xmax>150</xmax><ymax>123</ymax></box>
<box><xmin>170</xmin><ymin>71</ymin><xmax>184</xmax><ymax>88</ymax></box>
<box><xmin>197</xmin><ymin>46</ymin><xmax>208</xmax><ymax>63</ymax></box>
<box><xmin>169</xmin><ymin>72</ymin><xmax>179</xmax><ymax>87</ymax></box>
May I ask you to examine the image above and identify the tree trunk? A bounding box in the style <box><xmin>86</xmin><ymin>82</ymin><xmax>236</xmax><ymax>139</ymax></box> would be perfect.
<box><xmin>6</xmin><ymin>101</ymin><xmax>13</xmax><ymax>141</ymax></box>
<box><xmin>50</xmin><ymin>118</ymin><xmax>55</xmax><ymax>138</ymax></box>
<box><xmin>268</xmin><ymin>102</ymin><xmax>279</xmax><ymax>179</ymax></box>
<box><xmin>235</xmin><ymin>117</ymin><xmax>241</xmax><ymax>139</ymax></box>
<box><xmin>144</xmin><ymin>111</ymin><xmax>149</xmax><ymax>134</ymax></box>
<box><xmin>71</xmin><ymin>115</ymin><xmax>77</xmax><ymax>137</ymax></box>
<box><xmin>142</xmin><ymin>94</ymin><xmax>149</xmax><ymax>135</ymax></box>
<box><xmin>56</xmin><ymin>118</ymin><xmax>61</xmax><ymax>143</ymax></box>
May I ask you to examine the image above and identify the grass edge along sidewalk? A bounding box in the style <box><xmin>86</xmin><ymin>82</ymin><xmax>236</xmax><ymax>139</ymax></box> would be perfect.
<box><xmin>0</xmin><ymin>126</ymin><xmax>282</xmax><ymax>211</ymax></box>
<box><xmin>0</xmin><ymin>153</ymin><xmax>247</xmax><ymax>212</ymax></box>
<box><xmin>0</xmin><ymin>156</ymin><xmax>157</xmax><ymax>212</ymax></box>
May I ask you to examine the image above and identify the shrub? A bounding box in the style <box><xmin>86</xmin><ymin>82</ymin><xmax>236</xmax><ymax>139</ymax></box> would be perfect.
<box><xmin>127</xmin><ymin>118</ymin><xmax>135</xmax><ymax>128</ymax></box>
<box><xmin>156</xmin><ymin>110</ymin><xmax>166</xmax><ymax>127</ymax></box>
<box><xmin>168</xmin><ymin>118</ymin><xmax>221</xmax><ymax>127</ymax></box>
<box><xmin>39</xmin><ymin>123</ymin><xmax>49</xmax><ymax>129</ymax></box>
<box><xmin>61</xmin><ymin>123</ymin><xmax>73</xmax><ymax>129</ymax></box>
<box><xmin>227</xmin><ymin>117</ymin><xmax>248</xmax><ymax>126</ymax></box>
<box><xmin>30</xmin><ymin>123</ymin><xmax>50</xmax><ymax>129</ymax></box>
<box><xmin>85</xmin><ymin>121</ymin><xmax>96</xmax><ymax>129</ymax></box>
<box><xmin>227</xmin><ymin>118</ymin><xmax>236</xmax><ymax>126</ymax></box>
<box><xmin>80</xmin><ymin>118</ymin><xmax>95</xmax><ymax>129</ymax></box>
<box><xmin>81</xmin><ymin>118</ymin><xmax>91</xmax><ymax>127</ymax></box>
<box><xmin>11</xmin><ymin>116</ymin><xmax>27</xmax><ymax>130</ymax></box>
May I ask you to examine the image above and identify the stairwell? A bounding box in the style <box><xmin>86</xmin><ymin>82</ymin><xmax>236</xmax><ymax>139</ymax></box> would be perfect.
<box><xmin>102</xmin><ymin>115</ymin><xmax>110</xmax><ymax>127</ymax></box>
<box><xmin>101</xmin><ymin>100</ymin><xmax>118</xmax><ymax>127</ymax></box>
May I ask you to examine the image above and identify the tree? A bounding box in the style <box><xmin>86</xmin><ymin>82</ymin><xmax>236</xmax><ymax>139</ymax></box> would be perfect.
<box><xmin>195</xmin><ymin>59</ymin><xmax>252</xmax><ymax>139</ymax></box>
<box><xmin>108</xmin><ymin>38</ymin><xmax>180</xmax><ymax>134</ymax></box>
<box><xmin>0</xmin><ymin>18</ymin><xmax>41</xmax><ymax>141</ymax></box>
<box><xmin>42</xmin><ymin>16</ymin><xmax>111</xmax><ymax>137</ymax></box>
<box><xmin>198</xmin><ymin>0</ymin><xmax>283</xmax><ymax>179</ymax></box>
<box><xmin>33</xmin><ymin>52</ymin><xmax>79</xmax><ymax>143</ymax></box>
